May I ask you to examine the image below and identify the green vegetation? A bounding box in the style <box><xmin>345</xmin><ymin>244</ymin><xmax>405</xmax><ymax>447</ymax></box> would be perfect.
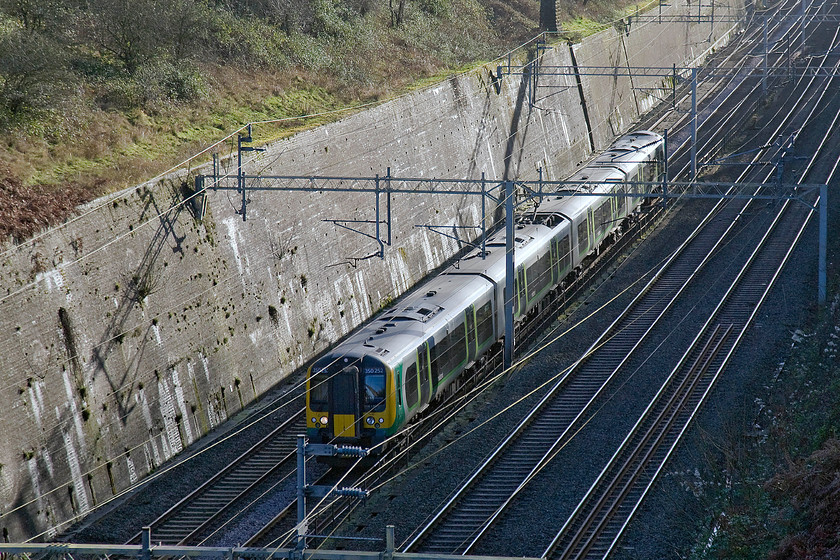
<box><xmin>559</xmin><ymin>16</ymin><xmax>611</xmax><ymax>39</ymax></box>
<box><xmin>0</xmin><ymin>0</ymin><xmax>538</xmax><ymax>198</ymax></box>
<box><xmin>684</xmin><ymin>296</ymin><xmax>840</xmax><ymax>559</ymax></box>
<box><xmin>0</xmin><ymin>0</ymin><xmax>660</xmax><ymax>242</ymax></box>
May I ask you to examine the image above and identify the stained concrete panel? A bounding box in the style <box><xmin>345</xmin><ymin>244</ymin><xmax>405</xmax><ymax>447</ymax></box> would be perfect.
<box><xmin>572</xmin><ymin>27</ymin><xmax>637</xmax><ymax>150</ymax></box>
<box><xmin>574</xmin><ymin>0</ymin><xmax>744</xmax><ymax>149</ymax></box>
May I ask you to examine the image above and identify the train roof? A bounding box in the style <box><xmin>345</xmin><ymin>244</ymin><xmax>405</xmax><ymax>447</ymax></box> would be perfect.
<box><xmin>319</xmin><ymin>222</ymin><xmax>563</xmax><ymax>366</ymax></box>
<box><xmin>550</xmin><ymin>130</ymin><xmax>663</xmax><ymax>201</ymax></box>
<box><xmin>538</xmin><ymin>173</ymin><xmax>621</xmax><ymax>219</ymax></box>
<box><xmin>443</xmin><ymin>221</ymin><xmax>562</xmax><ymax>281</ymax></box>
<box><xmin>562</xmin><ymin>165</ymin><xmax>625</xmax><ymax>190</ymax></box>
<box><xmin>333</xmin><ymin>271</ymin><xmax>495</xmax><ymax>364</ymax></box>
<box><xmin>606</xmin><ymin>130</ymin><xmax>662</xmax><ymax>151</ymax></box>
<box><xmin>593</xmin><ymin>130</ymin><xmax>662</xmax><ymax>166</ymax></box>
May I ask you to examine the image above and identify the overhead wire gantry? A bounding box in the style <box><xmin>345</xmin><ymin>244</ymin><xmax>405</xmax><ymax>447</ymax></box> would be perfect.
<box><xmin>194</xmin><ymin>131</ymin><xmax>826</xmax><ymax>370</ymax></box>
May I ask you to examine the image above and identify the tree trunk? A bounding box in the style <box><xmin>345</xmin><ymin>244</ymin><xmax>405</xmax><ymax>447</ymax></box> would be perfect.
<box><xmin>389</xmin><ymin>0</ymin><xmax>406</xmax><ymax>27</ymax></box>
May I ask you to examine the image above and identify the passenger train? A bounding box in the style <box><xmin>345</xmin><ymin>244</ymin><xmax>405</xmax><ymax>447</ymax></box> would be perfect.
<box><xmin>306</xmin><ymin>130</ymin><xmax>665</xmax><ymax>451</ymax></box>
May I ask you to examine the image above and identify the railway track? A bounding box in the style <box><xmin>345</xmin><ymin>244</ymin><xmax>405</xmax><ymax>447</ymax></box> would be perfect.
<box><xmin>115</xmin><ymin>0</ymin><xmax>837</xmax><ymax>550</ymax></box>
<box><xmin>402</xmin><ymin>0</ymin><xmax>839</xmax><ymax>555</ymax></box>
<box><xmin>127</xmin><ymin>408</ymin><xmax>307</xmax><ymax>545</ymax></box>
<box><xmin>541</xmin><ymin>20</ymin><xmax>840</xmax><ymax>557</ymax></box>
<box><xmin>545</xmin><ymin>183</ymin><xmax>818</xmax><ymax>560</ymax></box>
<box><xmin>401</xmin><ymin>165</ymin><xmax>776</xmax><ymax>554</ymax></box>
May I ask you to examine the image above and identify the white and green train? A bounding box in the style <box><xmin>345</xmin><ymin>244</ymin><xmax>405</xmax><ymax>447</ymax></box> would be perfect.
<box><xmin>306</xmin><ymin>130</ymin><xmax>665</xmax><ymax>450</ymax></box>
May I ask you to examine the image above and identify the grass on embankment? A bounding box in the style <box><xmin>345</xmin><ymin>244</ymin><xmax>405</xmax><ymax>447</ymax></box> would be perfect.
<box><xmin>0</xmin><ymin>0</ymin><xmax>658</xmax><ymax>240</ymax></box>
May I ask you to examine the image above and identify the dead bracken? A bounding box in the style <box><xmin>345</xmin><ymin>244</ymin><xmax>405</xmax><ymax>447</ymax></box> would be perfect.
<box><xmin>0</xmin><ymin>164</ymin><xmax>98</xmax><ymax>243</ymax></box>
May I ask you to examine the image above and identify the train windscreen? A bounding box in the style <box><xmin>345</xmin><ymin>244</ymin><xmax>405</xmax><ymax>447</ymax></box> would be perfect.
<box><xmin>364</xmin><ymin>371</ymin><xmax>386</xmax><ymax>411</ymax></box>
<box><xmin>309</xmin><ymin>369</ymin><xmax>329</xmax><ymax>408</ymax></box>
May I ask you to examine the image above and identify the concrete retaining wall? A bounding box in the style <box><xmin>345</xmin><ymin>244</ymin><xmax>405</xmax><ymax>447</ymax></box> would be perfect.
<box><xmin>575</xmin><ymin>0</ymin><xmax>745</xmax><ymax>149</ymax></box>
<box><xmin>0</xmin><ymin>0</ymin><xmax>743</xmax><ymax>541</ymax></box>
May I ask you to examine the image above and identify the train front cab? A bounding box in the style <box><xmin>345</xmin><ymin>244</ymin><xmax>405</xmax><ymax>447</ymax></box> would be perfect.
<box><xmin>306</xmin><ymin>355</ymin><xmax>398</xmax><ymax>448</ymax></box>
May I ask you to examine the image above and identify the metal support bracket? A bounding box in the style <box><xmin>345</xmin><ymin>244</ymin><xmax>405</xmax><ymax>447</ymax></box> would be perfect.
<box><xmin>323</xmin><ymin>169</ymin><xmax>392</xmax><ymax>260</ymax></box>
<box><xmin>296</xmin><ymin>437</ymin><xmax>370</xmax><ymax>552</ymax></box>
<box><xmin>237</xmin><ymin>124</ymin><xmax>266</xmax><ymax>221</ymax></box>
<box><xmin>325</xmin><ymin>219</ymin><xmax>389</xmax><ymax>253</ymax></box>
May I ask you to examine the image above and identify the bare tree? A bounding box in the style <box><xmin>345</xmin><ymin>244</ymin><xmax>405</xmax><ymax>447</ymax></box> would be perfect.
<box><xmin>80</xmin><ymin>0</ymin><xmax>205</xmax><ymax>74</ymax></box>
<box><xmin>0</xmin><ymin>0</ymin><xmax>61</xmax><ymax>31</ymax></box>
<box><xmin>389</xmin><ymin>0</ymin><xmax>406</xmax><ymax>26</ymax></box>
<box><xmin>0</xmin><ymin>30</ymin><xmax>70</xmax><ymax>123</ymax></box>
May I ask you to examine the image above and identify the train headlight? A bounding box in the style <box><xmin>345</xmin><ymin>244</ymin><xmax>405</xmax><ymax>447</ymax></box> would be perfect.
<box><xmin>378</xmin><ymin>418</ymin><xmax>384</xmax><ymax>424</ymax></box>
<box><xmin>366</xmin><ymin>417</ymin><xmax>375</xmax><ymax>425</ymax></box>
<box><xmin>320</xmin><ymin>416</ymin><xmax>328</xmax><ymax>425</ymax></box>
<box><xmin>311</xmin><ymin>417</ymin><xmax>317</xmax><ymax>424</ymax></box>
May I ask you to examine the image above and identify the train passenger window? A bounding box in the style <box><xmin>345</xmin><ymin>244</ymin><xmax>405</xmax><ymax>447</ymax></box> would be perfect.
<box><xmin>476</xmin><ymin>301</ymin><xmax>494</xmax><ymax>346</ymax></box>
<box><xmin>405</xmin><ymin>361</ymin><xmax>419</xmax><ymax>409</ymax></box>
<box><xmin>595</xmin><ymin>200</ymin><xmax>610</xmax><ymax>237</ymax></box>
<box><xmin>451</xmin><ymin>325</ymin><xmax>468</xmax><ymax>372</ymax></box>
<box><xmin>309</xmin><ymin>371</ymin><xmax>329</xmax><ymax>408</ymax></box>
<box><xmin>577</xmin><ymin>219</ymin><xmax>589</xmax><ymax>255</ymax></box>
<box><xmin>433</xmin><ymin>324</ymin><xmax>467</xmax><ymax>379</ymax></box>
<box><xmin>527</xmin><ymin>252</ymin><xmax>552</xmax><ymax>299</ymax></box>
<box><xmin>364</xmin><ymin>373</ymin><xmax>386</xmax><ymax>411</ymax></box>
<box><xmin>556</xmin><ymin>234</ymin><xmax>572</xmax><ymax>272</ymax></box>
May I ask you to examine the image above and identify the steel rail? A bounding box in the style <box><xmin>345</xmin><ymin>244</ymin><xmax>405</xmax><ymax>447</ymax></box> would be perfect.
<box><xmin>553</xmin><ymin>323</ymin><xmax>734</xmax><ymax>559</ymax></box>
<box><xmin>401</xmin><ymin>1</ymin><xmax>828</xmax><ymax>552</ymax></box>
<box><xmin>126</xmin><ymin>409</ymin><xmax>306</xmax><ymax>545</ymax></box>
<box><xmin>542</xmin><ymin>22</ymin><xmax>840</xmax><ymax>557</ymax></box>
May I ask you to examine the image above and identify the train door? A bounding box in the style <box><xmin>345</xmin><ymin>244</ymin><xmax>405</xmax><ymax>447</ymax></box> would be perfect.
<box><xmin>577</xmin><ymin>215</ymin><xmax>590</xmax><ymax>257</ymax></box>
<box><xmin>331</xmin><ymin>365</ymin><xmax>360</xmax><ymax>439</ymax></box>
<box><xmin>418</xmin><ymin>340</ymin><xmax>432</xmax><ymax>407</ymax></box>
<box><xmin>555</xmin><ymin>233</ymin><xmax>572</xmax><ymax>280</ymax></box>
<box><xmin>625</xmin><ymin>171</ymin><xmax>635</xmax><ymax>211</ymax></box>
<box><xmin>614</xmin><ymin>181</ymin><xmax>622</xmax><ymax>220</ymax></box>
<box><xmin>429</xmin><ymin>337</ymin><xmax>440</xmax><ymax>393</ymax></box>
<box><xmin>465</xmin><ymin>306</ymin><xmax>477</xmax><ymax>364</ymax></box>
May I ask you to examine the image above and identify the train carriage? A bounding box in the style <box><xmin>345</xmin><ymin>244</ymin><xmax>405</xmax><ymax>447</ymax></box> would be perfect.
<box><xmin>306</xmin><ymin>130</ymin><xmax>664</xmax><ymax>452</ymax></box>
<box><xmin>307</xmin><ymin>272</ymin><xmax>498</xmax><ymax>447</ymax></box>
